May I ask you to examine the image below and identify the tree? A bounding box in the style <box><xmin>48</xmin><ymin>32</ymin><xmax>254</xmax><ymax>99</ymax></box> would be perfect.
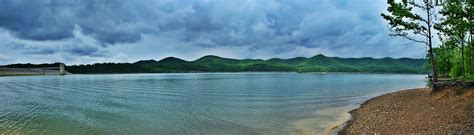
<box><xmin>466</xmin><ymin>0</ymin><xmax>474</xmax><ymax>78</ymax></box>
<box><xmin>381</xmin><ymin>0</ymin><xmax>439</xmax><ymax>85</ymax></box>
<box><xmin>436</xmin><ymin>0</ymin><xmax>468</xmax><ymax>78</ymax></box>
<box><xmin>433</xmin><ymin>40</ymin><xmax>456</xmax><ymax>77</ymax></box>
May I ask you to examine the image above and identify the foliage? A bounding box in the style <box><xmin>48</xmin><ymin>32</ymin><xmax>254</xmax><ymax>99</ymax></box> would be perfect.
<box><xmin>381</xmin><ymin>0</ymin><xmax>431</xmax><ymax>44</ymax></box>
<box><xmin>436</xmin><ymin>0</ymin><xmax>470</xmax><ymax>78</ymax></box>
<box><xmin>433</xmin><ymin>40</ymin><xmax>456</xmax><ymax>77</ymax></box>
<box><xmin>433</xmin><ymin>0</ymin><xmax>474</xmax><ymax>80</ymax></box>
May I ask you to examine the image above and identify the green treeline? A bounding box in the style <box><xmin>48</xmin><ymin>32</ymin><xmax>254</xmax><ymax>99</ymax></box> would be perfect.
<box><xmin>62</xmin><ymin>55</ymin><xmax>427</xmax><ymax>74</ymax></box>
<box><xmin>3</xmin><ymin>63</ymin><xmax>63</xmax><ymax>68</ymax></box>
<box><xmin>382</xmin><ymin>0</ymin><xmax>474</xmax><ymax>82</ymax></box>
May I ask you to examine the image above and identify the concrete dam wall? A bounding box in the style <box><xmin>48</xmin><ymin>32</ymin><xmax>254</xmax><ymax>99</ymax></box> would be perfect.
<box><xmin>0</xmin><ymin>63</ymin><xmax>68</xmax><ymax>76</ymax></box>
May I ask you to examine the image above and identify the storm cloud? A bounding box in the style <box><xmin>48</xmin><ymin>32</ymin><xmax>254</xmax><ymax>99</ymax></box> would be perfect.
<box><xmin>0</xmin><ymin>0</ymin><xmax>426</xmax><ymax>64</ymax></box>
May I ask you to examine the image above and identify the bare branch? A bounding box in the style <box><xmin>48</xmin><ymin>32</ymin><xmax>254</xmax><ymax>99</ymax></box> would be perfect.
<box><xmin>391</xmin><ymin>33</ymin><xmax>429</xmax><ymax>45</ymax></box>
<box><xmin>419</xmin><ymin>30</ymin><xmax>430</xmax><ymax>37</ymax></box>
<box><xmin>402</xmin><ymin>41</ymin><xmax>421</xmax><ymax>46</ymax></box>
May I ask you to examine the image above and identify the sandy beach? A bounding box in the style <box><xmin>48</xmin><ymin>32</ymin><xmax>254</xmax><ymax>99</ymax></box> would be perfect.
<box><xmin>339</xmin><ymin>88</ymin><xmax>474</xmax><ymax>134</ymax></box>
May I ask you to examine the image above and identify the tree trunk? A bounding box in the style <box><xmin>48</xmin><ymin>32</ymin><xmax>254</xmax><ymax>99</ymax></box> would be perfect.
<box><xmin>428</xmin><ymin>43</ymin><xmax>438</xmax><ymax>82</ymax></box>
<box><xmin>466</xmin><ymin>6</ymin><xmax>472</xmax><ymax>77</ymax></box>
<box><xmin>469</xmin><ymin>26</ymin><xmax>473</xmax><ymax>77</ymax></box>
<box><xmin>461</xmin><ymin>39</ymin><xmax>465</xmax><ymax>78</ymax></box>
<box><xmin>467</xmin><ymin>10</ymin><xmax>474</xmax><ymax>77</ymax></box>
<box><xmin>427</xmin><ymin>5</ymin><xmax>438</xmax><ymax>85</ymax></box>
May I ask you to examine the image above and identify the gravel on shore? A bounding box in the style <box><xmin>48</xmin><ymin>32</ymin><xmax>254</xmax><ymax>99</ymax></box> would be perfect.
<box><xmin>339</xmin><ymin>88</ymin><xmax>474</xmax><ymax>134</ymax></box>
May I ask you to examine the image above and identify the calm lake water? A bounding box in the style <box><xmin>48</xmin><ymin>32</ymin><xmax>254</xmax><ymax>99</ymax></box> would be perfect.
<box><xmin>0</xmin><ymin>73</ymin><xmax>426</xmax><ymax>134</ymax></box>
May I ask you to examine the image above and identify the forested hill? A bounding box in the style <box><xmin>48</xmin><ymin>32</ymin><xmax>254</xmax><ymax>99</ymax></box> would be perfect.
<box><xmin>60</xmin><ymin>54</ymin><xmax>427</xmax><ymax>74</ymax></box>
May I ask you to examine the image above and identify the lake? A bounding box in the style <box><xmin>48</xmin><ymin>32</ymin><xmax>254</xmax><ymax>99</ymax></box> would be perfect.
<box><xmin>0</xmin><ymin>73</ymin><xmax>426</xmax><ymax>134</ymax></box>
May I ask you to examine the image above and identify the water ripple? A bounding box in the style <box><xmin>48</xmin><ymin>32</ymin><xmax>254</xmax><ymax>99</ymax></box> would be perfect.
<box><xmin>0</xmin><ymin>73</ymin><xmax>426</xmax><ymax>134</ymax></box>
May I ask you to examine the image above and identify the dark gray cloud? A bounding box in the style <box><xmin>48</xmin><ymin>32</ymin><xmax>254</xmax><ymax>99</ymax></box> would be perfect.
<box><xmin>5</xmin><ymin>38</ymin><xmax>108</xmax><ymax>58</ymax></box>
<box><xmin>6</xmin><ymin>42</ymin><xmax>57</xmax><ymax>55</ymax></box>
<box><xmin>0</xmin><ymin>1</ymin><xmax>74</xmax><ymax>41</ymax></box>
<box><xmin>0</xmin><ymin>0</ymin><xmax>426</xmax><ymax>64</ymax></box>
<box><xmin>0</xmin><ymin>0</ymin><xmax>148</xmax><ymax>44</ymax></box>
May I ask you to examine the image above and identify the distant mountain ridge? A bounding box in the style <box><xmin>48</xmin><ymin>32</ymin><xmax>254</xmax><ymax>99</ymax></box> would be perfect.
<box><xmin>3</xmin><ymin>54</ymin><xmax>428</xmax><ymax>74</ymax></box>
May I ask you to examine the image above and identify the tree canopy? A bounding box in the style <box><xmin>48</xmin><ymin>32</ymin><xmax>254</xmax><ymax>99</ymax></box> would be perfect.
<box><xmin>383</xmin><ymin>0</ymin><xmax>474</xmax><ymax>81</ymax></box>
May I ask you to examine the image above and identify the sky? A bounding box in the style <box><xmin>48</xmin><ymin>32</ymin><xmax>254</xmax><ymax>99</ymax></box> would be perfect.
<box><xmin>0</xmin><ymin>0</ymin><xmax>428</xmax><ymax>65</ymax></box>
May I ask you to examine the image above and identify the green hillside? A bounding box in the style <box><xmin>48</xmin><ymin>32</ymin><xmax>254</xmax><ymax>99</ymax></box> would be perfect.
<box><xmin>62</xmin><ymin>54</ymin><xmax>428</xmax><ymax>74</ymax></box>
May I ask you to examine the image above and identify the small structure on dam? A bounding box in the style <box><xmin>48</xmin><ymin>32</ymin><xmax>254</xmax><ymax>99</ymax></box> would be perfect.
<box><xmin>59</xmin><ymin>63</ymin><xmax>65</xmax><ymax>75</ymax></box>
<box><xmin>0</xmin><ymin>63</ymin><xmax>69</xmax><ymax>76</ymax></box>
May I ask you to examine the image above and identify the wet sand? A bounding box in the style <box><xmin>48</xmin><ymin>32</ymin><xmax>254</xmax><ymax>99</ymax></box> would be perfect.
<box><xmin>290</xmin><ymin>106</ymin><xmax>355</xmax><ymax>135</ymax></box>
<box><xmin>339</xmin><ymin>88</ymin><xmax>474</xmax><ymax>134</ymax></box>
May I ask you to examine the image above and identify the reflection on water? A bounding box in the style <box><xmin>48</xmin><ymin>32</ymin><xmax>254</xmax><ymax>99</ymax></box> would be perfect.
<box><xmin>0</xmin><ymin>73</ymin><xmax>426</xmax><ymax>134</ymax></box>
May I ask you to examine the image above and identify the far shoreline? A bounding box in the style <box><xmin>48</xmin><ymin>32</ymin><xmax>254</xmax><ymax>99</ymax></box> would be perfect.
<box><xmin>0</xmin><ymin>71</ymin><xmax>427</xmax><ymax>77</ymax></box>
